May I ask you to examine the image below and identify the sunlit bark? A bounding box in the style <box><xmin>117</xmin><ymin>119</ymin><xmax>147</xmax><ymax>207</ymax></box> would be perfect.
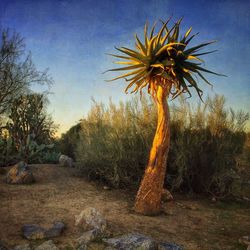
<box><xmin>134</xmin><ymin>82</ymin><xmax>170</xmax><ymax>215</ymax></box>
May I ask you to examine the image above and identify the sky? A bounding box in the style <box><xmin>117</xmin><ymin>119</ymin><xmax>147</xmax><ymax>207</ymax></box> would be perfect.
<box><xmin>0</xmin><ymin>0</ymin><xmax>249</xmax><ymax>134</ymax></box>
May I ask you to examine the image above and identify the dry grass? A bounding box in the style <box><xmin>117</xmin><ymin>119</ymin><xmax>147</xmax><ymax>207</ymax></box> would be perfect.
<box><xmin>0</xmin><ymin>164</ymin><xmax>249</xmax><ymax>250</ymax></box>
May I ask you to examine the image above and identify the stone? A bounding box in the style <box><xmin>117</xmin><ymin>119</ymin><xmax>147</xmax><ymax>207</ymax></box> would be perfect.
<box><xmin>77</xmin><ymin>229</ymin><xmax>101</xmax><ymax>245</ymax></box>
<box><xmin>35</xmin><ymin>240</ymin><xmax>58</xmax><ymax>250</ymax></box>
<box><xmin>75</xmin><ymin>207</ymin><xmax>107</xmax><ymax>233</ymax></box>
<box><xmin>6</xmin><ymin>161</ymin><xmax>35</xmax><ymax>184</ymax></box>
<box><xmin>22</xmin><ymin>222</ymin><xmax>65</xmax><ymax>240</ymax></box>
<box><xmin>13</xmin><ymin>244</ymin><xmax>31</xmax><ymax>250</ymax></box>
<box><xmin>158</xmin><ymin>242</ymin><xmax>183</xmax><ymax>250</ymax></box>
<box><xmin>45</xmin><ymin>222</ymin><xmax>65</xmax><ymax>238</ymax></box>
<box><xmin>22</xmin><ymin>224</ymin><xmax>46</xmax><ymax>240</ymax></box>
<box><xmin>103</xmin><ymin>233</ymin><xmax>157</xmax><ymax>250</ymax></box>
<box><xmin>59</xmin><ymin>155</ymin><xmax>73</xmax><ymax>168</ymax></box>
<box><xmin>162</xmin><ymin>189</ymin><xmax>173</xmax><ymax>202</ymax></box>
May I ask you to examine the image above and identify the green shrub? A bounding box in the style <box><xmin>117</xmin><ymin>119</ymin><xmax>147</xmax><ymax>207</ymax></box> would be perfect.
<box><xmin>74</xmin><ymin>95</ymin><xmax>248</xmax><ymax>197</ymax></box>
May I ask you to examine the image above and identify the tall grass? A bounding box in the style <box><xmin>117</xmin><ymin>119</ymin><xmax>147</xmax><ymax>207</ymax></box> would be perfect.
<box><xmin>73</xmin><ymin>95</ymin><xmax>249</xmax><ymax>197</ymax></box>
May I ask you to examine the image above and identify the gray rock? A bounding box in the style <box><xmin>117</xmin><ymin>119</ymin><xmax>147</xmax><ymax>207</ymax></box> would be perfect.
<box><xmin>22</xmin><ymin>222</ymin><xmax>65</xmax><ymax>240</ymax></box>
<box><xmin>103</xmin><ymin>233</ymin><xmax>157</xmax><ymax>250</ymax></box>
<box><xmin>22</xmin><ymin>224</ymin><xmax>46</xmax><ymax>240</ymax></box>
<box><xmin>35</xmin><ymin>240</ymin><xmax>58</xmax><ymax>250</ymax></box>
<box><xmin>158</xmin><ymin>242</ymin><xmax>183</xmax><ymax>250</ymax></box>
<box><xmin>45</xmin><ymin>222</ymin><xmax>65</xmax><ymax>238</ymax></box>
<box><xmin>59</xmin><ymin>155</ymin><xmax>73</xmax><ymax>168</ymax></box>
<box><xmin>13</xmin><ymin>244</ymin><xmax>31</xmax><ymax>250</ymax></box>
<box><xmin>75</xmin><ymin>207</ymin><xmax>107</xmax><ymax>233</ymax></box>
<box><xmin>77</xmin><ymin>229</ymin><xmax>101</xmax><ymax>245</ymax></box>
<box><xmin>6</xmin><ymin>161</ymin><xmax>35</xmax><ymax>184</ymax></box>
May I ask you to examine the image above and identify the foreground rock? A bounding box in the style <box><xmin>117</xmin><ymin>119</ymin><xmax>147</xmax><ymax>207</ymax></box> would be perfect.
<box><xmin>158</xmin><ymin>242</ymin><xmax>183</xmax><ymax>250</ymax></box>
<box><xmin>103</xmin><ymin>233</ymin><xmax>157</xmax><ymax>250</ymax></box>
<box><xmin>75</xmin><ymin>207</ymin><xmax>107</xmax><ymax>233</ymax></box>
<box><xmin>103</xmin><ymin>234</ymin><xmax>183</xmax><ymax>250</ymax></box>
<box><xmin>59</xmin><ymin>155</ymin><xmax>73</xmax><ymax>168</ymax></box>
<box><xmin>22</xmin><ymin>222</ymin><xmax>65</xmax><ymax>240</ymax></box>
<box><xmin>6</xmin><ymin>161</ymin><xmax>35</xmax><ymax>184</ymax></box>
<box><xmin>162</xmin><ymin>189</ymin><xmax>173</xmax><ymax>202</ymax></box>
<box><xmin>35</xmin><ymin>240</ymin><xmax>58</xmax><ymax>250</ymax></box>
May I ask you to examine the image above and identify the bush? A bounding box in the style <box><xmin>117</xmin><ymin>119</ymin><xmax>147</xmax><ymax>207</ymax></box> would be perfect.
<box><xmin>74</xmin><ymin>95</ymin><xmax>248</xmax><ymax>197</ymax></box>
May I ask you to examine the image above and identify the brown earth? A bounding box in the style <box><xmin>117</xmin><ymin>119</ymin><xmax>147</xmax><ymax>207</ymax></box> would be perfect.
<box><xmin>0</xmin><ymin>164</ymin><xmax>249</xmax><ymax>249</ymax></box>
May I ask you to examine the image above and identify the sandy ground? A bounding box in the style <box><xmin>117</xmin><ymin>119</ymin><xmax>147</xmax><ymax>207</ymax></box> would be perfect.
<box><xmin>0</xmin><ymin>164</ymin><xmax>249</xmax><ymax>250</ymax></box>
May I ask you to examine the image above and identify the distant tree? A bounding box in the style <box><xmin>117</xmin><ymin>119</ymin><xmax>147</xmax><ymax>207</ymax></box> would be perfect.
<box><xmin>0</xmin><ymin>29</ymin><xmax>52</xmax><ymax>120</ymax></box>
<box><xmin>6</xmin><ymin>93</ymin><xmax>57</xmax><ymax>160</ymax></box>
<box><xmin>59</xmin><ymin>122</ymin><xmax>81</xmax><ymax>160</ymax></box>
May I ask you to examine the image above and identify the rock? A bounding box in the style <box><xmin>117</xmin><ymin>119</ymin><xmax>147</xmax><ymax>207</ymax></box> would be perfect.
<box><xmin>6</xmin><ymin>161</ymin><xmax>35</xmax><ymax>184</ymax></box>
<box><xmin>158</xmin><ymin>242</ymin><xmax>183</xmax><ymax>250</ymax></box>
<box><xmin>22</xmin><ymin>222</ymin><xmax>65</xmax><ymax>240</ymax></box>
<box><xmin>77</xmin><ymin>229</ymin><xmax>101</xmax><ymax>245</ymax></box>
<box><xmin>75</xmin><ymin>207</ymin><xmax>107</xmax><ymax>233</ymax></box>
<box><xmin>103</xmin><ymin>233</ymin><xmax>157</xmax><ymax>250</ymax></box>
<box><xmin>211</xmin><ymin>197</ymin><xmax>216</xmax><ymax>203</ymax></box>
<box><xmin>13</xmin><ymin>244</ymin><xmax>31</xmax><ymax>250</ymax></box>
<box><xmin>22</xmin><ymin>224</ymin><xmax>46</xmax><ymax>240</ymax></box>
<box><xmin>35</xmin><ymin>240</ymin><xmax>58</xmax><ymax>250</ymax></box>
<box><xmin>59</xmin><ymin>155</ymin><xmax>73</xmax><ymax>168</ymax></box>
<box><xmin>45</xmin><ymin>221</ymin><xmax>65</xmax><ymax>238</ymax></box>
<box><xmin>162</xmin><ymin>189</ymin><xmax>173</xmax><ymax>202</ymax></box>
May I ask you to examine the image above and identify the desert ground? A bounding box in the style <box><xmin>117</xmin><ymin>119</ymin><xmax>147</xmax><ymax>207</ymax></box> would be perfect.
<box><xmin>0</xmin><ymin>164</ymin><xmax>249</xmax><ymax>250</ymax></box>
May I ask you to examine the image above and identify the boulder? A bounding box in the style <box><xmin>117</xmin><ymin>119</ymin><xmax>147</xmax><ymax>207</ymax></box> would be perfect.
<box><xmin>77</xmin><ymin>228</ymin><xmax>101</xmax><ymax>246</ymax></box>
<box><xmin>13</xmin><ymin>244</ymin><xmax>31</xmax><ymax>250</ymax></box>
<box><xmin>158</xmin><ymin>242</ymin><xmax>183</xmax><ymax>250</ymax></box>
<box><xmin>6</xmin><ymin>161</ymin><xmax>35</xmax><ymax>184</ymax></box>
<box><xmin>162</xmin><ymin>189</ymin><xmax>173</xmax><ymax>202</ymax></box>
<box><xmin>59</xmin><ymin>155</ymin><xmax>73</xmax><ymax>168</ymax></box>
<box><xmin>45</xmin><ymin>222</ymin><xmax>65</xmax><ymax>238</ymax></box>
<box><xmin>35</xmin><ymin>240</ymin><xmax>58</xmax><ymax>250</ymax></box>
<box><xmin>75</xmin><ymin>207</ymin><xmax>107</xmax><ymax>233</ymax></box>
<box><xmin>22</xmin><ymin>222</ymin><xmax>65</xmax><ymax>240</ymax></box>
<box><xmin>103</xmin><ymin>233</ymin><xmax>157</xmax><ymax>250</ymax></box>
<box><xmin>22</xmin><ymin>224</ymin><xmax>46</xmax><ymax>240</ymax></box>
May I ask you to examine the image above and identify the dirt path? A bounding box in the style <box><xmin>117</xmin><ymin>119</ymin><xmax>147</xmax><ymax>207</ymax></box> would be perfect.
<box><xmin>0</xmin><ymin>164</ymin><xmax>249</xmax><ymax>249</ymax></box>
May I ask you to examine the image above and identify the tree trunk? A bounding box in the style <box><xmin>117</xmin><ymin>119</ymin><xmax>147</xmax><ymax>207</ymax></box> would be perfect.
<box><xmin>134</xmin><ymin>83</ymin><xmax>170</xmax><ymax>215</ymax></box>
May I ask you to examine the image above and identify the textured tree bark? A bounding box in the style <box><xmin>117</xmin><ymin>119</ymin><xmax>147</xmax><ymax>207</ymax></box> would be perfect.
<box><xmin>134</xmin><ymin>83</ymin><xmax>170</xmax><ymax>215</ymax></box>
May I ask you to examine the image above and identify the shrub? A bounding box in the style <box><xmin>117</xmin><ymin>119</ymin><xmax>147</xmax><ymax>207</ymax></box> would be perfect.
<box><xmin>74</xmin><ymin>95</ymin><xmax>248</xmax><ymax>197</ymax></box>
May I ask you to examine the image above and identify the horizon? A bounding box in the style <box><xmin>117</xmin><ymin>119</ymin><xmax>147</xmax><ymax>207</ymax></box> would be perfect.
<box><xmin>1</xmin><ymin>0</ymin><xmax>249</xmax><ymax>135</ymax></box>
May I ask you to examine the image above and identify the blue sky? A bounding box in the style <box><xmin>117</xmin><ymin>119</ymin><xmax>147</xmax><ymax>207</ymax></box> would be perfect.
<box><xmin>0</xmin><ymin>0</ymin><xmax>249</xmax><ymax>134</ymax></box>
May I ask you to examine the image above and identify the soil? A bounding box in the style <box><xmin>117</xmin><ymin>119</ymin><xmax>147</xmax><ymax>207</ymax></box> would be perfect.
<box><xmin>0</xmin><ymin>164</ymin><xmax>249</xmax><ymax>250</ymax></box>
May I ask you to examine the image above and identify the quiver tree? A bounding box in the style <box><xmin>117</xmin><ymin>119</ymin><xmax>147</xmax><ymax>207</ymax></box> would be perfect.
<box><xmin>106</xmin><ymin>17</ymin><xmax>224</xmax><ymax>215</ymax></box>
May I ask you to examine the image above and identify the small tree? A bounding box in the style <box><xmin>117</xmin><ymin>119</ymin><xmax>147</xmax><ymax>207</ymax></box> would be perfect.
<box><xmin>106</xmin><ymin>18</ymin><xmax>224</xmax><ymax>215</ymax></box>
<box><xmin>6</xmin><ymin>93</ymin><xmax>57</xmax><ymax>162</ymax></box>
